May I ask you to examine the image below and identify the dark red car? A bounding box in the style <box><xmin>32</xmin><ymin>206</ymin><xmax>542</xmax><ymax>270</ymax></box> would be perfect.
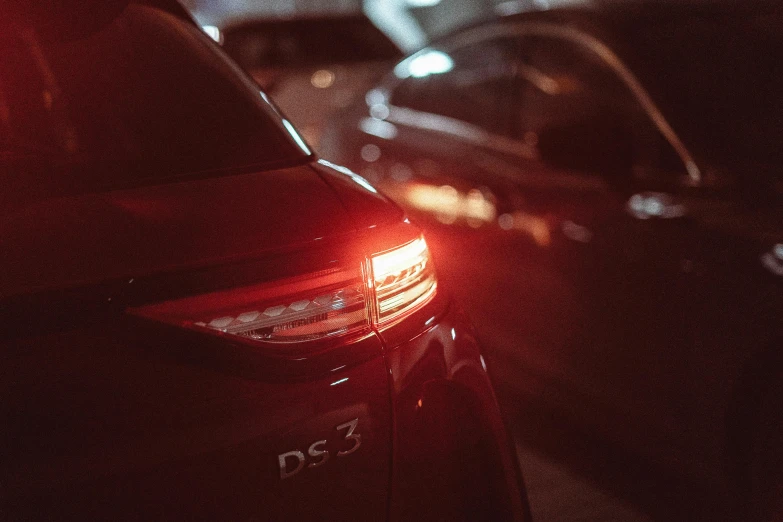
<box><xmin>0</xmin><ymin>1</ymin><xmax>528</xmax><ymax>520</ymax></box>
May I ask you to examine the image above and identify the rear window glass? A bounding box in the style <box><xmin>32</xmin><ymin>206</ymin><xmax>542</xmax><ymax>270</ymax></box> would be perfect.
<box><xmin>0</xmin><ymin>4</ymin><xmax>309</xmax><ymax>199</ymax></box>
<box><xmin>223</xmin><ymin>16</ymin><xmax>401</xmax><ymax>70</ymax></box>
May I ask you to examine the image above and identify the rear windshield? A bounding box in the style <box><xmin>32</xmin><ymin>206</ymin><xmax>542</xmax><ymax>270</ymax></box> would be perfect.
<box><xmin>0</xmin><ymin>3</ymin><xmax>310</xmax><ymax>199</ymax></box>
<box><xmin>223</xmin><ymin>16</ymin><xmax>402</xmax><ymax>70</ymax></box>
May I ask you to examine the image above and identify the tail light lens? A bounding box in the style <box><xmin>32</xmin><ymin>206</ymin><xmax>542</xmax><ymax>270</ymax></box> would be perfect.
<box><xmin>131</xmin><ymin>267</ymin><xmax>369</xmax><ymax>345</ymax></box>
<box><xmin>130</xmin><ymin>236</ymin><xmax>437</xmax><ymax>347</ymax></box>
<box><xmin>371</xmin><ymin>237</ymin><xmax>437</xmax><ymax>325</ymax></box>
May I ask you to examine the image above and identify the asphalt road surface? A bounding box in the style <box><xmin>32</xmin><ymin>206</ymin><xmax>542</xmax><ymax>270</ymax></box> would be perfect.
<box><xmin>514</xmin><ymin>439</ymin><xmax>652</xmax><ymax>522</ymax></box>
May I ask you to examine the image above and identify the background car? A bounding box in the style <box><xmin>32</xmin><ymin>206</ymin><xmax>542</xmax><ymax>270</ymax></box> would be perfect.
<box><xmin>219</xmin><ymin>14</ymin><xmax>402</xmax><ymax>148</ymax></box>
<box><xmin>0</xmin><ymin>0</ymin><xmax>528</xmax><ymax>520</ymax></box>
<box><xmin>321</xmin><ymin>1</ymin><xmax>783</xmax><ymax>519</ymax></box>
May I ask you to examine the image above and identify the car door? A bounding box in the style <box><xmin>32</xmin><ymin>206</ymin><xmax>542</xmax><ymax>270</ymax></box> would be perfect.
<box><xmin>331</xmin><ymin>21</ymin><xmax>697</xmax><ymax>460</ymax></box>
<box><xmin>503</xmin><ymin>29</ymin><xmax>699</xmax><ymax>458</ymax></box>
<box><xmin>368</xmin><ymin>24</ymin><xmax>697</xmax><ymax>459</ymax></box>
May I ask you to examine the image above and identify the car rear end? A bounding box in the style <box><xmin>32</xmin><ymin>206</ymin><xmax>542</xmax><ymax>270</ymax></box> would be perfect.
<box><xmin>0</xmin><ymin>1</ymin><xmax>527</xmax><ymax>520</ymax></box>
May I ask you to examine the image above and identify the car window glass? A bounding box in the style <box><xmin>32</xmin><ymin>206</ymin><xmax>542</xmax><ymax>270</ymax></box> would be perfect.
<box><xmin>226</xmin><ymin>30</ymin><xmax>276</xmax><ymax>69</ymax></box>
<box><xmin>627</xmin><ymin>9</ymin><xmax>783</xmax><ymax>174</ymax></box>
<box><xmin>297</xmin><ymin>18</ymin><xmax>401</xmax><ymax>64</ymax></box>
<box><xmin>518</xmin><ymin>36</ymin><xmax>684</xmax><ymax>181</ymax></box>
<box><xmin>390</xmin><ymin>38</ymin><xmax>520</xmax><ymax>137</ymax></box>
<box><xmin>0</xmin><ymin>4</ymin><xmax>308</xmax><ymax>201</ymax></box>
<box><xmin>224</xmin><ymin>17</ymin><xmax>400</xmax><ymax>71</ymax></box>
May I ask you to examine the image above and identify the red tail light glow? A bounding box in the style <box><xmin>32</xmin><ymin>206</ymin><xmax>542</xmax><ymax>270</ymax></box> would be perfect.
<box><xmin>130</xmin><ymin>236</ymin><xmax>437</xmax><ymax>347</ymax></box>
<box><xmin>370</xmin><ymin>237</ymin><xmax>437</xmax><ymax>325</ymax></box>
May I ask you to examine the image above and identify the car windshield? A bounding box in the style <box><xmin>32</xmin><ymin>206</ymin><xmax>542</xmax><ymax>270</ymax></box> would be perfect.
<box><xmin>624</xmin><ymin>6</ymin><xmax>783</xmax><ymax>170</ymax></box>
<box><xmin>0</xmin><ymin>3</ymin><xmax>310</xmax><ymax>201</ymax></box>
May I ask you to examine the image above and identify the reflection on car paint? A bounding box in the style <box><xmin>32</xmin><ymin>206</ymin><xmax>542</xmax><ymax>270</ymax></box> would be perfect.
<box><xmin>761</xmin><ymin>244</ymin><xmax>783</xmax><ymax>276</ymax></box>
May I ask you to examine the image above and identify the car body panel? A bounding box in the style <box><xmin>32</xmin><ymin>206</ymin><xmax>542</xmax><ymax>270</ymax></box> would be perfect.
<box><xmin>1</xmin><ymin>317</ymin><xmax>392</xmax><ymax>520</ymax></box>
<box><xmin>1</xmin><ymin>165</ymin><xmax>359</xmax><ymax>297</ymax></box>
<box><xmin>0</xmin><ymin>2</ymin><xmax>529</xmax><ymax>519</ymax></box>
<box><xmin>0</xmin><ymin>163</ymin><xmax>399</xmax><ymax>520</ymax></box>
<box><xmin>384</xmin><ymin>299</ymin><xmax>528</xmax><ymax>522</ymax></box>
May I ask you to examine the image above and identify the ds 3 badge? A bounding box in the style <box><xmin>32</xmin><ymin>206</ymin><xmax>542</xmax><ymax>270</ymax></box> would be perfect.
<box><xmin>277</xmin><ymin>418</ymin><xmax>362</xmax><ymax>480</ymax></box>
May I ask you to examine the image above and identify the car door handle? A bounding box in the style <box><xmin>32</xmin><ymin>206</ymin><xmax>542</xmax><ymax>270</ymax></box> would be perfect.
<box><xmin>626</xmin><ymin>192</ymin><xmax>687</xmax><ymax>220</ymax></box>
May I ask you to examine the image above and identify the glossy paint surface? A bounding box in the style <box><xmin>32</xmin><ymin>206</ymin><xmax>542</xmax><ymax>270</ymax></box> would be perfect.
<box><xmin>0</xmin><ymin>1</ymin><xmax>528</xmax><ymax>518</ymax></box>
<box><xmin>0</xmin><ymin>162</ymin><xmax>398</xmax><ymax>518</ymax></box>
<box><xmin>1</xmin><ymin>317</ymin><xmax>392</xmax><ymax>520</ymax></box>
<box><xmin>1</xmin><ymin>165</ymin><xmax>348</xmax><ymax>297</ymax></box>
<box><xmin>0</xmin><ymin>160</ymin><xmax>527</xmax><ymax>520</ymax></box>
<box><xmin>383</xmin><ymin>298</ymin><xmax>528</xmax><ymax>522</ymax></box>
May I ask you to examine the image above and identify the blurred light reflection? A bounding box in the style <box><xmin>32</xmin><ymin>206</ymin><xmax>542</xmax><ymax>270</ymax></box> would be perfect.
<box><xmin>201</xmin><ymin>25</ymin><xmax>223</xmax><ymax>44</ymax></box>
<box><xmin>365</xmin><ymin>88</ymin><xmax>387</xmax><ymax>107</ymax></box>
<box><xmin>393</xmin><ymin>183</ymin><xmax>551</xmax><ymax>244</ymax></box>
<box><xmin>561</xmin><ymin>220</ymin><xmax>593</xmax><ymax>243</ymax></box>
<box><xmin>360</xmin><ymin>144</ymin><xmax>382</xmax><ymax>162</ymax></box>
<box><xmin>404</xmin><ymin>184</ymin><xmax>495</xmax><ymax>225</ymax></box>
<box><xmin>761</xmin><ymin>243</ymin><xmax>783</xmax><ymax>276</ymax></box>
<box><xmin>318</xmin><ymin>159</ymin><xmax>379</xmax><ymax>194</ymax></box>
<box><xmin>310</xmin><ymin>69</ymin><xmax>335</xmax><ymax>89</ymax></box>
<box><xmin>390</xmin><ymin>163</ymin><xmax>413</xmax><ymax>182</ymax></box>
<box><xmin>281</xmin><ymin>120</ymin><xmax>312</xmax><ymax>154</ymax></box>
<box><xmin>498</xmin><ymin>213</ymin><xmax>514</xmax><ymax>230</ymax></box>
<box><xmin>394</xmin><ymin>50</ymin><xmax>454</xmax><ymax>78</ymax></box>
<box><xmin>509</xmin><ymin>211</ymin><xmax>551</xmax><ymax>246</ymax></box>
<box><xmin>360</xmin><ymin>117</ymin><xmax>398</xmax><ymax>140</ymax></box>
<box><xmin>369</xmin><ymin>103</ymin><xmax>390</xmax><ymax>120</ymax></box>
<box><xmin>627</xmin><ymin>192</ymin><xmax>686</xmax><ymax>219</ymax></box>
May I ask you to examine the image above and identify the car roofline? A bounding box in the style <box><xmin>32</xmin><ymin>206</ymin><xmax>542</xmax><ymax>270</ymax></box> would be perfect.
<box><xmin>381</xmin><ymin>18</ymin><xmax>702</xmax><ymax>184</ymax></box>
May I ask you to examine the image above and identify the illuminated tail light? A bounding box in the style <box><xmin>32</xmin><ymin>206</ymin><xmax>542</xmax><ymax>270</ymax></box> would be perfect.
<box><xmin>130</xmin><ymin>236</ymin><xmax>437</xmax><ymax>346</ymax></box>
<box><xmin>371</xmin><ymin>237</ymin><xmax>437</xmax><ymax>325</ymax></box>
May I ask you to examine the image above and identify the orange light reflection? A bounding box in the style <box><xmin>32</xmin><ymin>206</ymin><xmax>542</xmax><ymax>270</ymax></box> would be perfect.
<box><xmin>403</xmin><ymin>183</ymin><xmax>496</xmax><ymax>225</ymax></box>
<box><xmin>395</xmin><ymin>183</ymin><xmax>551</xmax><ymax>246</ymax></box>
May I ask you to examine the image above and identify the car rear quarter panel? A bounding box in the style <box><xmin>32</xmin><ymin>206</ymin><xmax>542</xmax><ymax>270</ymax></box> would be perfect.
<box><xmin>381</xmin><ymin>296</ymin><xmax>529</xmax><ymax>522</ymax></box>
<box><xmin>0</xmin><ymin>319</ymin><xmax>392</xmax><ymax>520</ymax></box>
